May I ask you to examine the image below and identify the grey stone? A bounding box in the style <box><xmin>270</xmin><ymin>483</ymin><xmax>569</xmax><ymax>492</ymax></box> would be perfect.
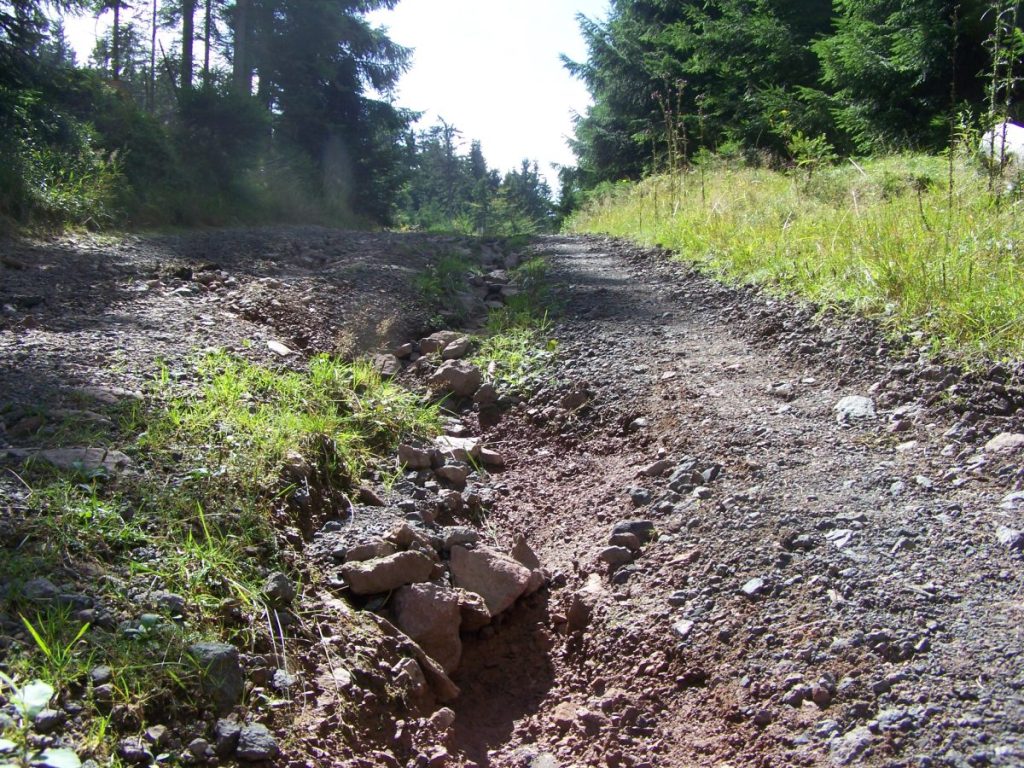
<box><xmin>456</xmin><ymin>588</ymin><xmax>492</xmax><ymax>631</ymax></box>
<box><xmin>479</xmin><ymin>447</ymin><xmax>505</xmax><ymax>467</ymax></box>
<box><xmin>830</xmin><ymin>725</ymin><xmax>874</xmax><ymax>765</ymax></box>
<box><xmin>341</xmin><ymin>551</ymin><xmax>435</xmax><ymax>595</ymax></box>
<box><xmin>214</xmin><ymin>718</ymin><xmax>242</xmax><ymax>757</ymax></box>
<box><xmin>372</xmin><ymin>354</ymin><xmax>402</xmax><ymax>377</ymax></box>
<box><xmin>263</xmin><ymin>572</ymin><xmax>296</xmax><ymax>607</ymax></box>
<box><xmin>154</xmin><ymin>591</ymin><xmax>186</xmax><ymax>617</ymax></box>
<box><xmin>443</xmin><ymin>526</ymin><xmax>481</xmax><ymax>549</ymax></box>
<box><xmin>741</xmin><ymin>578</ymin><xmax>766</xmax><ymax>598</ymax></box>
<box><xmin>144</xmin><ymin>725</ymin><xmax>169</xmax><ymax>748</ymax></box>
<box><xmin>628</xmin><ymin>487</ymin><xmax>652</xmax><ymax>506</ymax></box>
<box><xmin>393</xmin><ymin>583</ymin><xmax>462</xmax><ymax>673</ymax></box>
<box><xmin>673</xmin><ymin>620</ymin><xmax>695</xmax><ymax>640</ymax></box>
<box><xmin>834</xmin><ymin>396</ymin><xmax>876</xmax><ymax>423</ymax></box>
<box><xmin>187</xmin><ymin>738</ymin><xmax>212</xmax><ymax>758</ymax></box>
<box><xmin>450</xmin><ymin>545</ymin><xmax>531</xmax><ymax>615</ymax></box>
<box><xmin>474</xmin><ymin>384</ymin><xmax>499</xmax><ymax>407</ymax></box>
<box><xmin>398</xmin><ymin>444</ymin><xmax>433</xmax><ymax>470</ymax></box>
<box><xmin>640</xmin><ymin>459</ymin><xmax>674</xmax><ymax>477</ymax></box>
<box><xmin>984</xmin><ymin>433</ymin><xmax>1024</xmax><ymax>453</ymax></box>
<box><xmin>117</xmin><ymin>738</ymin><xmax>154</xmax><ymax>765</ymax></box>
<box><xmin>441</xmin><ymin>337</ymin><xmax>472</xmax><ymax>360</ymax></box>
<box><xmin>996</xmin><ymin>526</ymin><xmax>1024</xmax><ymax>551</ymax></box>
<box><xmin>436</xmin><ymin>463</ymin><xmax>469</xmax><ymax>489</ymax></box>
<box><xmin>236</xmin><ymin>723</ymin><xmax>279</xmax><ymax>762</ymax></box>
<box><xmin>22</xmin><ymin>577</ymin><xmax>59</xmax><ymax>601</ymax></box>
<box><xmin>36</xmin><ymin>447</ymin><xmax>133</xmax><ymax>474</ymax></box>
<box><xmin>33</xmin><ymin>708</ymin><xmax>64</xmax><ymax>733</ymax></box>
<box><xmin>609</xmin><ymin>532</ymin><xmax>641</xmax><ymax>551</ymax></box>
<box><xmin>433</xmin><ymin>435</ymin><xmax>481</xmax><ymax>462</ymax></box>
<box><xmin>188</xmin><ymin>642</ymin><xmax>244</xmax><ymax>715</ymax></box>
<box><xmin>420</xmin><ymin>331</ymin><xmax>461</xmax><ymax>355</ymax></box>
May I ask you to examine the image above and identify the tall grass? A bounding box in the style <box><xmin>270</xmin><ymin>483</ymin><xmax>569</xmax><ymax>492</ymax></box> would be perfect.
<box><xmin>569</xmin><ymin>154</ymin><xmax>1024</xmax><ymax>358</ymax></box>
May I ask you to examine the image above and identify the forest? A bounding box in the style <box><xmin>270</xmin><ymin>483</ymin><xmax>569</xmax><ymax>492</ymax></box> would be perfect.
<box><xmin>0</xmin><ymin>0</ymin><xmax>553</xmax><ymax>233</ymax></box>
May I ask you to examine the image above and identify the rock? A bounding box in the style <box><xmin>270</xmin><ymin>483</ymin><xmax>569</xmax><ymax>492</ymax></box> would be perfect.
<box><xmin>996</xmin><ymin>526</ymin><xmax>1024</xmax><ymax>551</ymax></box>
<box><xmin>36</xmin><ymin>447</ymin><xmax>132</xmax><ymax>474</ymax></box>
<box><xmin>372</xmin><ymin>353</ymin><xmax>402</xmax><ymax>377</ymax></box>
<box><xmin>22</xmin><ymin>577</ymin><xmax>60</xmax><ymax>601</ymax></box>
<box><xmin>830</xmin><ymin>725</ymin><xmax>874</xmax><ymax>765</ymax></box>
<box><xmin>392</xmin><ymin>343</ymin><xmax>415</xmax><ymax>359</ymax></box>
<box><xmin>143</xmin><ymin>725</ymin><xmax>169</xmax><ymax>748</ymax></box>
<box><xmin>609</xmin><ymin>532</ymin><xmax>641</xmax><ymax>551</ymax></box>
<box><xmin>263</xmin><ymin>572</ymin><xmax>296</xmax><ymax>607</ymax></box>
<box><xmin>673</xmin><ymin>620</ymin><xmax>695</xmax><ymax>640</ymax></box>
<box><xmin>511</xmin><ymin>536</ymin><xmax>541</xmax><ymax>570</ymax></box>
<box><xmin>611</xmin><ymin>520</ymin><xmax>657</xmax><ymax>544</ymax></box>
<box><xmin>429</xmin><ymin>360</ymin><xmax>483</xmax><ymax>397</ymax></box>
<box><xmin>154</xmin><ymin>591</ymin><xmax>186</xmax><ymax>617</ymax></box>
<box><xmin>343</xmin><ymin>539</ymin><xmax>397</xmax><ymax>563</ymax></box>
<box><xmin>443</xmin><ymin>526</ymin><xmax>481</xmax><ymax>549</ymax></box>
<box><xmin>834</xmin><ymin>396</ymin><xmax>876</xmax><ymax>423</ymax></box>
<box><xmin>474</xmin><ymin>383</ymin><xmax>499</xmax><ymax>407</ymax></box>
<box><xmin>450</xmin><ymin>545</ymin><xmax>531</xmax><ymax>615</ymax></box>
<box><xmin>811</xmin><ymin>685</ymin><xmax>833</xmax><ymax>708</ymax></box>
<box><xmin>393</xmin><ymin>583</ymin><xmax>462</xmax><ymax>673</ymax></box>
<box><xmin>187</xmin><ymin>738</ymin><xmax>212</xmax><ymax>759</ymax></box>
<box><xmin>90</xmin><ymin>665</ymin><xmax>113</xmax><ymax>686</ymax></box>
<box><xmin>188</xmin><ymin>642</ymin><xmax>244</xmax><ymax>715</ymax></box>
<box><xmin>388</xmin><ymin>521</ymin><xmax>432</xmax><ymax>549</ymax></box>
<box><xmin>357</xmin><ymin>485</ymin><xmax>385</xmax><ymax>506</ymax></box>
<box><xmin>430</xmin><ymin>707</ymin><xmax>456</xmax><ymax>731</ymax></box>
<box><xmin>33</xmin><ymin>708</ymin><xmax>64</xmax><ymax>733</ymax></box>
<box><xmin>117</xmin><ymin>737</ymin><xmax>154</xmax><ymax>765</ymax></box>
<box><xmin>214</xmin><ymin>719</ymin><xmax>242</xmax><ymax>757</ymax></box>
<box><xmin>267</xmin><ymin>340</ymin><xmax>294</xmax><ymax>357</ymax></box>
<box><xmin>551</xmin><ymin>702</ymin><xmax>577</xmax><ymax>730</ymax></box>
<box><xmin>479</xmin><ymin>447</ymin><xmax>505</xmax><ymax>468</ymax></box>
<box><xmin>456</xmin><ymin>589</ymin><xmax>492</xmax><ymax>631</ymax></box>
<box><xmin>398</xmin><ymin>444</ymin><xmax>433</xmax><ymax>470</ymax></box>
<box><xmin>441</xmin><ymin>337</ymin><xmax>472</xmax><ymax>360</ymax></box>
<box><xmin>741</xmin><ymin>578</ymin><xmax>766</xmax><ymax>598</ymax></box>
<box><xmin>236</xmin><ymin>723</ymin><xmax>279</xmax><ymax>762</ymax></box>
<box><xmin>640</xmin><ymin>459</ymin><xmax>673</xmax><ymax>477</ymax></box>
<box><xmin>341</xmin><ymin>551</ymin><xmax>435</xmax><ymax>595</ymax></box>
<box><xmin>628</xmin><ymin>487</ymin><xmax>652</xmax><ymax>506</ymax></box>
<box><xmin>434</xmin><ymin>435</ymin><xmax>481</xmax><ymax>462</ymax></box>
<box><xmin>420</xmin><ymin>331</ymin><xmax>461</xmax><ymax>355</ymax></box>
<box><xmin>599</xmin><ymin>546</ymin><xmax>634</xmax><ymax>567</ymax></box>
<box><xmin>984</xmin><ymin>433</ymin><xmax>1024</xmax><ymax>453</ymax></box>
<box><xmin>436</xmin><ymin>463</ymin><xmax>470</xmax><ymax>489</ymax></box>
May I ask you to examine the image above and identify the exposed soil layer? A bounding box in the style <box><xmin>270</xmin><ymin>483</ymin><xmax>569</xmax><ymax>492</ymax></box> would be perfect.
<box><xmin>1</xmin><ymin>231</ymin><xmax>1023</xmax><ymax>768</ymax></box>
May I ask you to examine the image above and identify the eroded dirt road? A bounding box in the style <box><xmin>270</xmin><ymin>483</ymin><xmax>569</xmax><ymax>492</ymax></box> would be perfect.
<box><xmin>457</xmin><ymin>236</ymin><xmax>1024</xmax><ymax>767</ymax></box>
<box><xmin>1</xmin><ymin>231</ymin><xmax>1022</xmax><ymax>768</ymax></box>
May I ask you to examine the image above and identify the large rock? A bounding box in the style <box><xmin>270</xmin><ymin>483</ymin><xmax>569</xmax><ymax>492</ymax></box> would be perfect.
<box><xmin>420</xmin><ymin>331</ymin><xmax>461</xmax><ymax>355</ymax></box>
<box><xmin>434</xmin><ymin>435</ymin><xmax>481</xmax><ymax>462</ymax></box>
<box><xmin>450</xmin><ymin>545</ymin><xmax>531</xmax><ymax>615</ymax></box>
<box><xmin>429</xmin><ymin>361</ymin><xmax>483</xmax><ymax>398</ymax></box>
<box><xmin>188</xmin><ymin>642</ymin><xmax>244</xmax><ymax>715</ymax></box>
<box><xmin>398</xmin><ymin>444</ymin><xmax>433</xmax><ymax>470</ymax></box>
<box><xmin>236</xmin><ymin>724</ymin><xmax>279</xmax><ymax>762</ymax></box>
<box><xmin>393</xmin><ymin>584</ymin><xmax>463</xmax><ymax>673</ymax></box>
<box><xmin>441</xmin><ymin>337</ymin><xmax>473</xmax><ymax>360</ymax></box>
<box><xmin>341</xmin><ymin>551</ymin><xmax>435</xmax><ymax>595</ymax></box>
<box><xmin>372</xmin><ymin>353</ymin><xmax>402</xmax><ymax>378</ymax></box>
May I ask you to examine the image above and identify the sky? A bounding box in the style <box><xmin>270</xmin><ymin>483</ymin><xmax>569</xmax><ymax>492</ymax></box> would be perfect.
<box><xmin>63</xmin><ymin>0</ymin><xmax>610</xmax><ymax>184</ymax></box>
<box><xmin>365</xmin><ymin>0</ymin><xmax>609</xmax><ymax>182</ymax></box>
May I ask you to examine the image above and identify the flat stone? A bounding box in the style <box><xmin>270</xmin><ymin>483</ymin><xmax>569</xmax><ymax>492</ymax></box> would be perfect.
<box><xmin>611</xmin><ymin>520</ymin><xmax>657</xmax><ymax>544</ymax></box>
<box><xmin>429</xmin><ymin>360</ymin><xmax>483</xmax><ymax>397</ymax></box>
<box><xmin>599</xmin><ymin>546</ymin><xmax>634</xmax><ymax>567</ymax></box>
<box><xmin>450</xmin><ymin>545</ymin><xmax>531</xmax><ymax>615</ymax></box>
<box><xmin>996</xmin><ymin>526</ymin><xmax>1024</xmax><ymax>550</ymax></box>
<box><xmin>441</xmin><ymin>337</ymin><xmax>472</xmax><ymax>360</ymax></box>
<box><xmin>436</xmin><ymin>463</ymin><xmax>469</xmax><ymax>489</ymax></box>
<box><xmin>341</xmin><ymin>551</ymin><xmax>435</xmax><ymax>595</ymax></box>
<box><xmin>372</xmin><ymin>353</ymin><xmax>402</xmax><ymax>377</ymax></box>
<box><xmin>434</xmin><ymin>435</ymin><xmax>481</xmax><ymax>462</ymax></box>
<box><xmin>398</xmin><ymin>444</ymin><xmax>433</xmax><ymax>470</ymax></box>
<box><xmin>985</xmin><ymin>433</ymin><xmax>1024</xmax><ymax>453</ymax></box>
<box><xmin>392</xmin><ymin>343</ymin><xmax>415</xmax><ymax>359</ymax></box>
<box><xmin>834</xmin><ymin>396</ymin><xmax>876</xmax><ymax>423</ymax></box>
<box><xmin>343</xmin><ymin>539</ymin><xmax>397</xmax><ymax>563</ymax></box>
<box><xmin>479</xmin><ymin>448</ymin><xmax>505</xmax><ymax>468</ymax></box>
<box><xmin>420</xmin><ymin>331</ymin><xmax>461</xmax><ymax>355</ymax></box>
<box><xmin>673</xmin><ymin>620</ymin><xmax>695</xmax><ymax>640</ymax></box>
<box><xmin>741</xmin><ymin>578</ymin><xmax>766</xmax><ymax>598</ymax></box>
<box><xmin>641</xmin><ymin>459</ymin><xmax>674</xmax><ymax>477</ymax></box>
<box><xmin>267</xmin><ymin>340</ymin><xmax>294</xmax><ymax>357</ymax></box>
<box><xmin>393</xmin><ymin>583</ymin><xmax>462</xmax><ymax>673</ymax></box>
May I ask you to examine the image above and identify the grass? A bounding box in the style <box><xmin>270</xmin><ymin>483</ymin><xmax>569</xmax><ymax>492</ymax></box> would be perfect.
<box><xmin>569</xmin><ymin>152</ymin><xmax>1024</xmax><ymax>359</ymax></box>
<box><xmin>0</xmin><ymin>352</ymin><xmax>442</xmax><ymax>763</ymax></box>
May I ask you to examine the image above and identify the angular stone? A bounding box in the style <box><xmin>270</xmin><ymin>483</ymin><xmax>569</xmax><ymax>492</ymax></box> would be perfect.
<box><xmin>434</xmin><ymin>435</ymin><xmax>481</xmax><ymax>462</ymax></box>
<box><xmin>834</xmin><ymin>396</ymin><xmax>876</xmax><ymax>423</ymax></box>
<box><xmin>392</xmin><ymin>343</ymin><xmax>415</xmax><ymax>359</ymax></box>
<box><xmin>341</xmin><ymin>551</ymin><xmax>435</xmax><ymax>595</ymax></box>
<box><xmin>599</xmin><ymin>546</ymin><xmax>634</xmax><ymax>567</ymax></box>
<box><xmin>420</xmin><ymin>331</ymin><xmax>462</xmax><ymax>355</ymax></box>
<box><xmin>393</xmin><ymin>583</ymin><xmax>462</xmax><ymax>673</ymax></box>
<box><xmin>436</xmin><ymin>464</ymin><xmax>470</xmax><ymax>489</ymax></box>
<box><xmin>398</xmin><ymin>444</ymin><xmax>433</xmax><ymax>470</ymax></box>
<box><xmin>741</xmin><ymin>578</ymin><xmax>766</xmax><ymax>598</ymax></box>
<box><xmin>611</xmin><ymin>520</ymin><xmax>657</xmax><ymax>544</ymax></box>
<box><xmin>450</xmin><ymin>545</ymin><xmax>531</xmax><ymax>615</ymax></box>
<box><xmin>429</xmin><ymin>361</ymin><xmax>483</xmax><ymax>397</ymax></box>
<box><xmin>996</xmin><ymin>526</ymin><xmax>1024</xmax><ymax>550</ymax></box>
<box><xmin>343</xmin><ymin>539</ymin><xmax>397</xmax><ymax>563</ymax></box>
<box><xmin>262</xmin><ymin>572</ymin><xmax>296</xmax><ymax>607</ymax></box>
<box><xmin>236</xmin><ymin>723</ymin><xmax>279</xmax><ymax>762</ymax></box>
<box><xmin>511</xmin><ymin>536</ymin><xmax>541</xmax><ymax>570</ymax></box>
<box><xmin>372</xmin><ymin>353</ymin><xmax>402</xmax><ymax>377</ymax></box>
<box><xmin>214</xmin><ymin>719</ymin><xmax>242</xmax><ymax>757</ymax></box>
<box><xmin>441</xmin><ymin>337</ymin><xmax>472</xmax><ymax>360</ymax></box>
<box><xmin>36</xmin><ymin>447</ymin><xmax>132</xmax><ymax>474</ymax></box>
<box><xmin>188</xmin><ymin>642</ymin><xmax>244</xmax><ymax>715</ymax></box>
<box><xmin>479</xmin><ymin>448</ymin><xmax>505</xmax><ymax>468</ymax></box>
<box><xmin>456</xmin><ymin>589</ymin><xmax>492</xmax><ymax>631</ymax></box>
<box><xmin>641</xmin><ymin>459</ymin><xmax>674</xmax><ymax>477</ymax></box>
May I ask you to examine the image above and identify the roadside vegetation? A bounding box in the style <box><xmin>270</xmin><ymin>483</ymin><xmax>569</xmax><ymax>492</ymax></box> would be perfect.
<box><xmin>570</xmin><ymin>150</ymin><xmax>1024</xmax><ymax>359</ymax></box>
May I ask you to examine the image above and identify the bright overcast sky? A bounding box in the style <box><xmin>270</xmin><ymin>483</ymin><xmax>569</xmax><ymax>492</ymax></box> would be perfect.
<box><xmin>366</xmin><ymin>0</ymin><xmax>609</xmax><ymax>182</ymax></box>
<box><xmin>64</xmin><ymin>1</ymin><xmax>609</xmax><ymax>183</ymax></box>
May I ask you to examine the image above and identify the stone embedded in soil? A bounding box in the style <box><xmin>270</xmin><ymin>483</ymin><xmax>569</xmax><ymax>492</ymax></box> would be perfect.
<box><xmin>599</xmin><ymin>546</ymin><xmax>635</xmax><ymax>567</ymax></box>
<box><xmin>479</xmin><ymin>447</ymin><xmax>505</xmax><ymax>467</ymax></box>
<box><xmin>398</xmin><ymin>444</ymin><xmax>433</xmax><ymax>470</ymax></box>
<box><xmin>996</xmin><ymin>526</ymin><xmax>1024</xmax><ymax>550</ymax></box>
<box><xmin>450</xmin><ymin>545</ymin><xmax>531</xmax><ymax>615</ymax></box>
<box><xmin>611</xmin><ymin>519</ymin><xmax>657</xmax><ymax>544</ymax></box>
<box><xmin>267</xmin><ymin>340</ymin><xmax>294</xmax><ymax>357</ymax></box>
<box><xmin>741</xmin><ymin>577</ymin><xmax>767</xmax><ymax>598</ymax></box>
<box><xmin>263</xmin><ymin>571</ymin><xmax>296</xmax><ymax>607</ymax></box>
<box><xmin>393</xmin><ymin>343</ymin><xmax>415</xmax><ymax>359</ymax></box>
<box><xmin>673</xmin><ymin>619</ymin><xmax>695</xmax><ymax>640</ymax></box>
<box><xmin>984</xmin><ymin>432</ymin><xmax>1024</xmax><ymax>453</ymax></box>
<box><xmin>341</xmin><ymin>550</ymin><xmax>435</xmax><ymax>595</ymax></box>
<box><xmin>640</xmin><ymin>458</ymin><xmax>673</xmax><ymax>477</ymax></box>
<box><xmin>343</xmin><ymin>538</ymin><xmax>397</xmax><ymax>563</ymax></box>
<box><xmin>420</xmin><ymin>331</ymin><xmax>461</xmax><ymax>355</ymax></box>
<box><xmin>456</xmin><ymin>588</ymin><xmax>492</xmax><ymax>631</ymax></box>
<box><xmin>393</xmin><ymin>583</ymin><xmax>462</xmax><ymax>673</ymax></box>
<box><xmin>214</xmin><ymin>719</ymin><xmax>241</xmax><ymax>757</ymax></box>
<box><xmin>188</xmin><ymin>642</ymin><xmax>244</xmax><ymax>715</ymax></box>
<box><xmin>117</xmin><ymin>737</ymin><xmax>154</xmax><ymax>765</ymax></box>
<box><xmin>609</xmin><ymin>532</ymin><xmax>641</xmax><ymax>551</ymax></box>
<box><xmin>830</xmin><ymin>725</ymin><xmax>874</xmax><ymax>765</ymax></box>
<box><xmin>22</xmin><ymin>577</ymin><xmax>59</xmax><ymax>601</ymax></box>
<box><xmin>36</xmin><ymin>447</ymin><xmax>133</xmax><ymax>474</ymax></box>
<box><xmin>32</xmin><ymin>708</ymin><xmax>63</xmax><ymax>733</ymax></box>
<box><xmin>511</xmin><ymin>535</ymin><xmax>542</xmax><ymax>570</ymax></box>
<box><xmin>436</xmin><ymin>463</ymin><xmax>469</xmax><ymax>489</ymax></box>
<box><xmin>834</xmin><ymin>395</ymin><xmax>876</xmax><ymax>423</ymax></box>
<box><xmin>429</xmin><ymin>360</ymin><xmax>483</xmax><ymax>397</ymax></box>
<box><xmin>236</xmin><ymin>723</ymin><xmax>279</xmax><ymax>762</ymax></box>
<box><xmin>434</xmin><ymin>435</ymin><xmax>481</xmax><ymax>462</ymax></box>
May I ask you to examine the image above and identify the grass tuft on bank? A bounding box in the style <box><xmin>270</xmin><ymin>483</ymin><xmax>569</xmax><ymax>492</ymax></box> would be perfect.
<box><xmin>569</xmin><ymin>154</ymin><xmax>1024</xmax><ymax>359</ymax></box>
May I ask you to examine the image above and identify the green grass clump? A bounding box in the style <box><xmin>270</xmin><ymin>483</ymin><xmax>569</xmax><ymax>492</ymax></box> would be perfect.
<box><xmin>414</xmin><ymin>253</ymin><xmax>479</xmax><ymax>313</ymax></box>
<box><xmin>570</xmin><ymin>153</ymin><xmax>1024</xmax><ymax>358</ymax></box>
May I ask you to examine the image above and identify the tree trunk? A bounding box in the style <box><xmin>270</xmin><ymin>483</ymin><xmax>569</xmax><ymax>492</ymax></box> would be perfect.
<box><xmin>202</xmin><ymin>0</ymin><xmax>211</xmax><ymax>88</ymax></box>
<box><xmin>112</xmin><ymin>1</ymin><xmax>121</xmax><ymax>80</ymax></box>
<box><xmin>181</xmin><ymin>0</ymin><xmax>195</xmax><ymax>92</ymax></box>
<box><xmin>232</xmin><ymin>0</ymin><xmax>250</xmax><ymax>94</ymax></box>
<box><xmin>148</xmin><ymin>0</ymin><xmax>158</xmax><ymax>111</ymax></box>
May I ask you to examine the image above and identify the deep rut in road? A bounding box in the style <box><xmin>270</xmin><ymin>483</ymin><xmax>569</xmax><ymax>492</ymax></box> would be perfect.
<box><xmin>448</xmin><ymin>236</ymin><xmax>1024</xmax><ymax>768</ymax></box>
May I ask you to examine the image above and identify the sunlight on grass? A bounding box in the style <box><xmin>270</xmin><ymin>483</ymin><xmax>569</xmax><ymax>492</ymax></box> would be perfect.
<box><xmin>569</xmin><ymin>154</ymin><xmax>1024</xmax><ymax>359</ymax></box>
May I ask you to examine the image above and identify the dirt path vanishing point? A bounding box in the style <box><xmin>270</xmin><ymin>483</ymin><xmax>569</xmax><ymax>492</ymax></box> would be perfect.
<box><xmin>453</xmin><ymin>236</ymin><xmax>1023</xmax><ymax>768</ymax></box>
<box><xmin>1</xmin><ymin>231</ymin><xmax>1022</xmax><ymax>768</ymax></box>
